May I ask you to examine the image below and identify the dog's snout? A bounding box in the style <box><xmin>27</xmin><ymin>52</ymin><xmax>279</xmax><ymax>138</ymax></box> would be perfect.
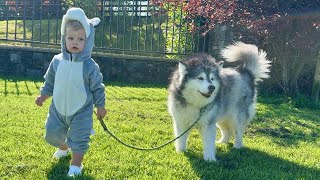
<box><xmin>208</xmin><ymin>85</ymin><xmax>215</xmax><ymax>93</ymax></box>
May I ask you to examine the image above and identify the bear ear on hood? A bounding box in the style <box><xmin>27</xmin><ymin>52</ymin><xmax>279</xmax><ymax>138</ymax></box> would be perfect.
<box><xmin>61</xmin><ymin>7</ymin><xmax>101</xmax><ymax>38</ymax></box>
<box><xmin>90</xmin><ymin>17</ymin><xmax>101</xmax><ymax>27</ymax></box>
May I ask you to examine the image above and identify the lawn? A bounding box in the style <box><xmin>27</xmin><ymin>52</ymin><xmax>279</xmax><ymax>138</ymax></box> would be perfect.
<box><xmin>0</xmin><ymin>75</ymin><xmax>319</xmax><ymax>179</ymax></box>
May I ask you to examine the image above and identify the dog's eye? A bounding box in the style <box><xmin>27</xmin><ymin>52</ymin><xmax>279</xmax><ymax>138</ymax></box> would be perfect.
<box><xmin>211</xmin><ymin>78</ymin><xmax>214</xmax><ymax>81</ymax></box>
<box><xmin>198</xmin><ymin>77</ymin><xmax>204</xmax><ymax>81</ymax></box>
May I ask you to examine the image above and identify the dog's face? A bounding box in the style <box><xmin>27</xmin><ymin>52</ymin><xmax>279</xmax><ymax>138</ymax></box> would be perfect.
<box><xmin>178</xmin><ymin>58</ymin><xmax>223</xmax><ymax>107</ymax></box>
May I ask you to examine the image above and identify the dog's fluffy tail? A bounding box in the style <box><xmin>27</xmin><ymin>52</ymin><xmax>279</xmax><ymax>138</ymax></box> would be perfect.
<box><xmin>221</xmin><ymin>42</ymin><xmax>271</xmax><ymax>82</ymax></box>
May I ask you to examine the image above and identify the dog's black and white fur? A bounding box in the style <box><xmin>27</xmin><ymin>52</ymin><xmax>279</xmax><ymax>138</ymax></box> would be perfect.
<box><xmin>167</xmin><ymin>42</ymin><xmax>271</xmax><ymax>161</ymax></box>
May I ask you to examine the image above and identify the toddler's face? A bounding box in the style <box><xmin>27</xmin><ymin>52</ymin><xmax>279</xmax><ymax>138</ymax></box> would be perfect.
<box><xmin>65</xmin><ymin>27</ymin><xmax>86</xmax><ymax>54</ymax></box>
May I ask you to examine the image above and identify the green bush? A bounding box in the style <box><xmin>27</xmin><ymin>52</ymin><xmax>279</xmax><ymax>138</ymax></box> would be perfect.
<box><xmin>161</xmin><ymin>2</ymin><xmax>195</xmax><ymax>59</ymax></box>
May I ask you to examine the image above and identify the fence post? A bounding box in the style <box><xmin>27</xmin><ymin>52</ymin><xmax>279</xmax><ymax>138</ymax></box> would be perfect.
<box><xmin>312</xmin><ymin>51</ymin><xmax>320</xmax><ymax>103</ymax></box>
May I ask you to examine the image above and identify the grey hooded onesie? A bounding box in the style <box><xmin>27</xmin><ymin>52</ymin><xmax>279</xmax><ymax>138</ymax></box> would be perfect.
<box><xmin>40</xmin><ymin>8</ymin><xmax>105</xmax><ymax>154</ymax></box>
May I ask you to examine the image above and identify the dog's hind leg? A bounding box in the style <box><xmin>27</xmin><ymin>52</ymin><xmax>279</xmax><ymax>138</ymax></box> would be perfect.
<box><xmin>173</xmin><ymin>121</ymin><xmax>190</xmax><ymax>152</ymax></box>
<box><xmin>233</xmin><ymin>120</ymin><xmax>247</xmax><ymax>148</ymax></box>
<box><xmin>233</xmin><ymin>129</ymin><xmax>244</xmax><ymax>148</ymax></box>
<box><xmin>200</xmin><ymin>123</ymin><xmax>217</xmax><ymax>161</ymax></box>
<box><xmin>233</xmin><ymin>107</ymin><xmax>254</xmax><ymax>148</ymax></box>
<box><xmin>216</xmin><ymin>121</ymin><xmax>232</xmax><ymax>144</ymax></box>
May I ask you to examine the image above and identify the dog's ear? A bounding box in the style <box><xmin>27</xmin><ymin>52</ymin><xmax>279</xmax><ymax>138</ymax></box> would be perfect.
<box><xmin>178</xmin><ymin>61</ymin><xmax>187</xmax><ymax>82</ymax></box>
<box><xmin>178</xmin><ymin>61</ymin><xmax>187</xmax><ymax>76</ymax></box>
<box><xmin>216</xmin><ymin>61</ymin><xmax>224</xmax><ymax>71</ymax></box>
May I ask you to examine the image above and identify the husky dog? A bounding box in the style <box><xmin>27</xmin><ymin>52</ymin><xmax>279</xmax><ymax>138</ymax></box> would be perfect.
<box><xmin>167</xmin><ymin>42</ymin><xmax>271</xmax><ymax>161</ymax></box>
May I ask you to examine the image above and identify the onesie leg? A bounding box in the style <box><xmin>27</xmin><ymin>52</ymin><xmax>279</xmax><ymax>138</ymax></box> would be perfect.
<box><xmin>67</xmin><ymin>107</ymin><xmax>93</xmax><ymax>154</ymax></box>
<box><xmin>44</xmin><ymin>103</ymin><xmax>68</xmax><ymax>148</ymax></box>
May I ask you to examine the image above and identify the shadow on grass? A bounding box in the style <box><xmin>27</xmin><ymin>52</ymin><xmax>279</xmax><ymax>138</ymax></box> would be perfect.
<box><xmin>0</xmin><ymin>75</ymin><xmax>42</xmax><ymax>96</ymax></box>
<box><xmin>249</xmin><ymin>102</ymin><xmax>320</xmax><ymax>147</ymax></box>
<box><xmin>0</xmin><ymin>74</ymin><xmax>169</xmax><ymax>88</ymax></box>
<box><xmin>185</xmin><ymin>147</ymin><xmax>320</xmax><ymax>179</ymax></box>
<box><xmin>47</xmin><ymin>156</ymin><xmax>94</xmax><ymax>180</ymax></box>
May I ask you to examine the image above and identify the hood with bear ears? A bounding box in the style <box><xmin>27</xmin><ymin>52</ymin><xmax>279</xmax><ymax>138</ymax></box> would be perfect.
<box><xmin>60</xmin><ymin>7</ymin><xmax>100</xmax><ymax>62</ymax></box>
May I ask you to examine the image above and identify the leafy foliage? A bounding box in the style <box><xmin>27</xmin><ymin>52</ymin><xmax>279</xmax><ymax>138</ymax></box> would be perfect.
<box><xmin>235</xmin><ymin>1</ymin><xmax>320</xmax><ymax>51</ymax></box>
<box><xmin>159</xmin><ymin>1</ymin><xmax>195</xmax><ymax>58</ymax></box>
<box><xmin>153</xmin><ymin>0</ymin><xmax>238</xmax><ymax>34</ymax></box>
<box><xmin>153</xmin><ymin>0</ymin><xmax>320</xmax><ymax>96</ymax></box>
<box><xmin>153</xmin><ymin>0</ymin><xmax>320</xmax><ymax>51</ymax></box>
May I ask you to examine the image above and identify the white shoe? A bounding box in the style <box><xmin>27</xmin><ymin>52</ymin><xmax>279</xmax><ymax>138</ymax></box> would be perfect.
<box><xmin>67</xmin><ymin>165</ymin><xmax>83</xmax><ymax>177</ymax></box>
<box><xmin>53</xmin><ymin>148</ymin><xmax>70</xmax><ymax>159</ymax></box>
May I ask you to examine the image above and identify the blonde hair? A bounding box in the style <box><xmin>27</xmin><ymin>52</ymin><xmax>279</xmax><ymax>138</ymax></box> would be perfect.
<box><xmin>65</xmin><ymin>20</ymin><xmax>84</xmax><ymax>32</ymax></box>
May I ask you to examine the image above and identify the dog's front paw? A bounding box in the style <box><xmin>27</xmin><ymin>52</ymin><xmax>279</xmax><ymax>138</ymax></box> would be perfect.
<box><xmin>204</xmin><ymin>155</ymin><xmax>216</xmax><ymax>161</ymax></box>
<box><xmin>175</xmin><ymin>147</ymin><xmax>187</xmax><ymax>152</ymax></box>
<box><xmin>233</xmin><ymin>142</ymin><xmax>244</xmax><ymax>149</ymax></box>
<box><xmin>203</xmin><ymin>152</ymin><xmax>216</xmax><ymax>161</ymax></box>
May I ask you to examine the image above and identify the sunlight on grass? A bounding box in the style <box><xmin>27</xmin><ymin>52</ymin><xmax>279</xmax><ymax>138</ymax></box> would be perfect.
<box><xmin>0</xmin><ymin>75</ymin><xmax>319</xmax><ymax>179</ymax></box>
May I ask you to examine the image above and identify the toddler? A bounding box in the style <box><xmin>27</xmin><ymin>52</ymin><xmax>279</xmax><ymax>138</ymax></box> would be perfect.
<box><xmin>35</xmin><ymin>7</ymin><xmax>106</xmax><ymax>176</ymax></box>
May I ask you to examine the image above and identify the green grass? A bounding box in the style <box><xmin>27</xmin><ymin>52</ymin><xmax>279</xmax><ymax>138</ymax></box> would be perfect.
<box><xmin>0</xmin><ymin>75</ymin><xmax>319</xmax><ymax>179</ymax></box>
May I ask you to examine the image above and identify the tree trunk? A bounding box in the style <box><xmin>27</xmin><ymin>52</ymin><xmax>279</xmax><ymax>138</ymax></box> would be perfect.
<box><xmin>312</xmin><ymin>55</ymin><xmax>320</xmax><ymax>103</ymax></box>
<box><xmin>288</xmin><ymin>56</ymin><xmax>306</xmax><ymax>97</ymax></box>
<box><xmin>282</xmin><ymin>57</ymin><xmax>289</xmax><ymax>94</ymax></box>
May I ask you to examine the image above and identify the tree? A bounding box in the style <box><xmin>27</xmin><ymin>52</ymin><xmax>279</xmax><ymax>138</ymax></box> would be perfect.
<box><xmin>235</xmin><ymin>1</ymin><xmax>320</xmax><ymax>97</ymax></box>
<box><xmin>312</xmin><ymin>52</ymin><xmax>320</xmax><ymax>103</ymax></box>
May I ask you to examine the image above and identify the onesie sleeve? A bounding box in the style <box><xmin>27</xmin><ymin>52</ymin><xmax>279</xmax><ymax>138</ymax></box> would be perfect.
<box><xmin>89</xmin><ymin>62</ymin><xmax>106</xmax><ymax>108</ymax></box>
<box><xmin>40</xmin><ymin>59</ymin><xmax>56</xmax><ymax>96</ymax></box>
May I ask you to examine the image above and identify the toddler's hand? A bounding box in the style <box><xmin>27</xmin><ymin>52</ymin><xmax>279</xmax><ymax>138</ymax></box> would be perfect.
<box><xmin>35</xmin><ymin>95</ymin><xmax>48</xmax><ymax>106</ymax></box>
<box><xmin>96</xmin><ymin>107</ymin><xmax>107</xmax><ymax>119</ymax></box>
